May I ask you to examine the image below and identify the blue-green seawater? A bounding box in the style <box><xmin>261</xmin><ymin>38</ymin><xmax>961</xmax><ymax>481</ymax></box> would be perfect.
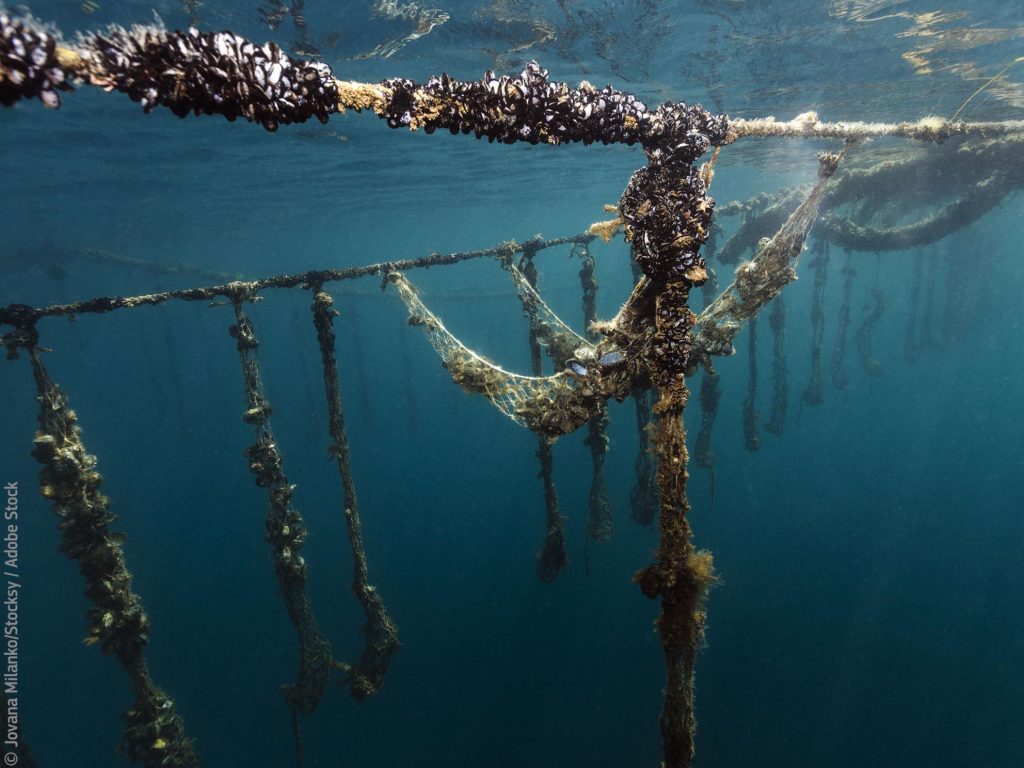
<box><xmin>1</xmin><ymin>0</ymin><xmax>1023</xmax><ymax>765</ymax></box>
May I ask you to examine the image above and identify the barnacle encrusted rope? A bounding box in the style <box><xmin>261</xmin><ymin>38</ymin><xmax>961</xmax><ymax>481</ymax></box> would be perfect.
<box><xmin>309</xmin><ymin>289</ymin><xmax>400</xmax><ymax>698</ymax></box>
<box><xmin>20</xmin><ymin>342</ymin><xmax>197</xmax><ymax>768</ymax></box>
<box><xmin>614</xmin><ymin>97</ymin><xmax>728</xmax><ymax>768</ymax></box>
<box><xmin>228</xmin><ymin>298</ymin><xmax>336</xmax><ymax>715</ymax></box>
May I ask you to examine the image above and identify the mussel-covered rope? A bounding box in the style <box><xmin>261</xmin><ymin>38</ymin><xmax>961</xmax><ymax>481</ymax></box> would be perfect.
<box><xmin>517</xmin><ymin>250</ymin><xmax>569</xmax><ymax>582</ymax></box>
<box><xmin>831</xmin><ymin>252</ymin><xmax>856</xmax><ymax>390</ymax></box>
<box><xmin>576</xmin><ymin>242</ymin><xmax>614</xmax><ymax>544</ymax></box>
<box><xmin>694</xmin><ymin>366</ymin><xmax>722</xmax><ymax>469</ymax></box>
<box><xmin>16</xmin><ymin>336</ymin><xmax>197</xmax><ymax>768</ymax></box>
<box><xmin>800</xmin><ymin>240</ymin><xmax>829</xmax><ymax>408</ymax></box>
<box><xmin>309</xmin><ymin>288</ymin><xmax>400</xmax><ymax>698</ymax></box>
<box><xmin>856</xmin><ymin>286</ymin><xmax>886</xmax><ymax>378</ymax></box>
<box><xmin>764</xmin><ymin>295</ymin><xmax>788</xmax><ymax>436</ymax></box>
<box><xmin>627</xmin><ymin>261</ymin><xmax>658</xmax><ymax>527</ymax></box>
<box><xmin>228</xmin><ymin>298</ymin><xmax>337</xmax><ymax>715</ymax></box>
<box><xmin>3</xmin><ymin>11</ymin><xmax>1022</xmax><ymax>144</ymax></box>
<box><xmin>742</xmin><ymin>318</ymin><xmax>761</xmax><ymax>452</ymax></box>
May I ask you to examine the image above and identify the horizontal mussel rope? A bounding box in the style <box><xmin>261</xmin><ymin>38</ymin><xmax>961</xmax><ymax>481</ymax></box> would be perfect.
<box><xmin>0</xmin><ymin>234</ymin><xmax>592</xmax><ymax>328</ymax></box>
<box><xmin>2</xmin><ymin>10</ymin><xmax>1023</xmax><ymax>142</ymax></box>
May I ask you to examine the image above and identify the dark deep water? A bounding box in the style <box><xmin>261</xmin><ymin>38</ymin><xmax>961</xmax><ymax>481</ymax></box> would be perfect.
<box><xmin>2</xmin><ymin>1</ymin><xmax>1023</xmax><ymax>766</ymax></box>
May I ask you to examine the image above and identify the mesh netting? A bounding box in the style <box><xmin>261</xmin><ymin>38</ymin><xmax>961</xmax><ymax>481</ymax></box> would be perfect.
<box><xmin>387</xmin><ymin>271</ymin><xmax>580</xmax><ymax>431</ymax></box>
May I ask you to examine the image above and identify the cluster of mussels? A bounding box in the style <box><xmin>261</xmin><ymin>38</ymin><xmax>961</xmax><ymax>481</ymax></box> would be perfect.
<box><xmin>0</xmin><ymin>12</ymin><xmax>71</xmax><ymax>108</ymax></box>
<box><xmin>379</xmin><ymin>60</ymin><xmax>730</xmax><ymax>157</ymax></box>
<box><xmin>652</xmin><ymin>281</ymin><xmax>697</xmax><ymax>385</ymax></box>
<box><xmin>83</xmin><ymin>27</ymin><xmax>337</xmax><ymax>131</ymax></box>
<box><xmin>122</xmin><ymin>693</ymin><xmax>196</xmax><ymax>768</ymax></box>
<box><xmin>381</xmin><ymin>61</ymin><xmax>650</xmax><ymax>144</ymax></box>
<box><xmin>619</xmin><ymin>163</ymin><xmax>713</xmax><ymax>282</ymax></box>
<box><xmin>376</xmin><ymin>61</ymin><xmax>728</xmax><ymax>354</ymax></box>
<box><xmin>32</xmin><ymin>423</ymin><xmax>150</xmax><ymax>660</ymax></box>
<box><xmin>619</xmin><ymin>102</ymin><xmax>728</xmax><ymax>283</ymax></box>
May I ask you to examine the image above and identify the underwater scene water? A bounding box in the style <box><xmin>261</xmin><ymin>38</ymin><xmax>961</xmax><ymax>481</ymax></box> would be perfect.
<box><xmin>1</xmin><ymin>0</ymin><xmax>1023</xmax><ymax>766</ymax></box>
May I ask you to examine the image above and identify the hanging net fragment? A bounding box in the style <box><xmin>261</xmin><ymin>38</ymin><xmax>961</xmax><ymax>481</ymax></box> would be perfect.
<box><xmin>388</xmin><ymin>271</ymin><xmax>630</xmax><ymax>440</ymax></box>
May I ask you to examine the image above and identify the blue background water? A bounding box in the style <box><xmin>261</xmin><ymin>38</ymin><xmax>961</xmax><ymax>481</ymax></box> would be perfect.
<box><xmin>1</xmin><ymin>0</ymin><xmax>1023</xmax><ymax>765</ymax></box>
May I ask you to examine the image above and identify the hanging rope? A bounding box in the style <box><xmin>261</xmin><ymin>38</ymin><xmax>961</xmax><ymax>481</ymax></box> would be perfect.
<box><xmin>516</xmin><ymin>250</ymin><xmax>569</xmax><ymax>583</ymax></box>
<box><xmin>764</xmin><ymin>295</ymin><xmax>788</xmax><ymax>437</ymax></box>
<box><xmin>627</xmin><ymin>262</ymin><xmax>658</xmax><ymax>528</ymax></box>
<box><xmin>694</xmin><ymin>365</ymin><xmax>721</xmax><ymax>509</ymax></box>
<box><xmin>309</xmin><ymin>289</ymin><xmax>400</xmax><ymax>698</ymax></box>
<box><xmin>742</xmin><ymin>318</ymin><xmax>761</xmax><ymax>452</ymax></box>
<box><xmin>9</xmin><ymin>332</ymin><xmax>198</xmax><ymax>768</ymax></box>
<box><xmin>830</xmin><ymin>252</ymin><xmax>856</xmax><ymax>390</ymax></box>
<box><xmin>905</xmin><ymin>251</ymin><xmax>924</xmax><ymax>364</ymax></box>
<box><xmin>855</xmin><ymin>287</ymin><xmax>886</xmax><ymax>378</ymax></box>
<box><xmin>800</xmin><ymin>241</ymin><xmax>829</xmax><ymax>408</ymax></box>
<box><xmin>228</xmin><ymin>297</ymin><xmax>338</xmax><ymax>716</ymax></box>
<box><xmin>576</xmin><ymin>242</ymin><xmax>614</xmax><ymax>543</ymax></box>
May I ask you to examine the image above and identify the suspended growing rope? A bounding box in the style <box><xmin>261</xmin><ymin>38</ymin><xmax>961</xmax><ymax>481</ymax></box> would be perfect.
<box><xmin>309</xmin><ymin>289</ymin><xmax>400</xmax><ymax>698</ymax></box>
<box><xmin>576</xmin><ymin>242</ymin><xmax>614</xmax><ymax>544</ymax></box>
<box><xmin>11</xmin><ymin>332</ymin><xmax>198</xmax><ymax>768</ymax></box>
<box><xmin>0</xmin><ymin>234</ymin><xmax>592</xmax><ymax>327</ymax></box>
<box><xmin>628</xmin><ymin>262</ymin><xmax>659</xmax><ymax>528</ymax></box>
<box><xmin>694</xmin><ymin>365</ymin><xmax>721</xmax><ymax>506</ymax></box>
<box><xmin>628</xmin><ymin>381</ymin><xmax>658</xmax><ymax>527</ymax></box>
<box><xmin>516</xmin><ymin>250</ymin><xmax>569</xmax><ymax>583</ymax></box>
<box><xmin>764</xmin><ymin>295</ymin><xmax>788</xmax><ymax>437</ymax></box>
<box><xmin>856</xmin><ymin>286</ymin><xmax>886</xmax><ymax>378</ymax></box>
<box><xmin>228</xmin><ymin>298</ymin><xmax>338</xmax><ymax>716</ymax></box>
<box><xmin>831</xmin><ymin>252</ymin><xmax>856</xmax><ymax>390</ymax></box>
<box><xmin>742</xmin><ymin>318</ymin><xmax>761</xmax><ymax>452</ymax></box>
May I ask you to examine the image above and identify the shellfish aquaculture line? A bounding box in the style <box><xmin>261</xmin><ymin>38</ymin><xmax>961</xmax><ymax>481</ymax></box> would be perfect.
<box><xmin>4</xmin><ymin>8</ymin><xmax>1024</xmax><ymax>768</ymax></box>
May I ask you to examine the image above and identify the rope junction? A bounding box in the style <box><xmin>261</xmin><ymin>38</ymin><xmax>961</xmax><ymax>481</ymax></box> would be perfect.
<box><xmin>4</xmin><ymin>9</ymin><xmax>1024</xmax><ymax>768</ymax></box>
